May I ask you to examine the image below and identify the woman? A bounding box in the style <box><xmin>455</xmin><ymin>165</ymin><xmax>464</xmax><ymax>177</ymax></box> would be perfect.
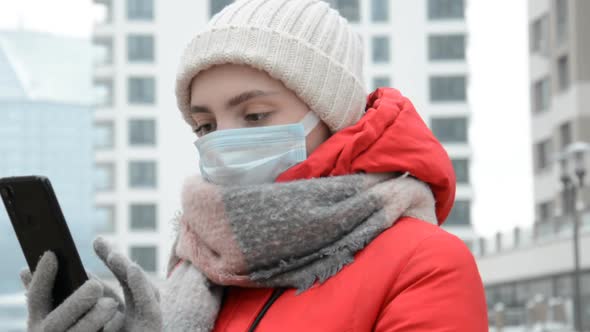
<box><xmin>21</xmin><ymin>0</ymin><xmax>488</xmax><ymax>331</ymax></box>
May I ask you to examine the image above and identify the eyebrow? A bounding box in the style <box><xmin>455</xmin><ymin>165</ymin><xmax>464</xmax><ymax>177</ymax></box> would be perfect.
<box><xmin>190</xmin><ymin>89</ymin><xmax>278</xmax><ymax>114</ymax></box>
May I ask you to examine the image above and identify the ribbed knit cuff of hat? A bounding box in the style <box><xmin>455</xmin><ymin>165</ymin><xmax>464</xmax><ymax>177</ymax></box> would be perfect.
<box><xmin>175</xmin><ymin>0</ymin><xmax>368</xmax><ymax>133</ymax></box>
<box><xmin>176</xmin><ymin>26</ymin><xmax>365</xmax><ymax>133</ymax></box>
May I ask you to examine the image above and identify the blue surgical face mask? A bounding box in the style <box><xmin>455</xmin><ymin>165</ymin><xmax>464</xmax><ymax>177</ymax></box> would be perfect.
<box><xmin>193</xmin><ymin>112</ymin><xmax>321</xmax><ymax>186</ymax></box>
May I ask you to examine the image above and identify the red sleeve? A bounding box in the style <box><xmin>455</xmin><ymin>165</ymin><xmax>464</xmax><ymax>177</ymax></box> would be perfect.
<box><xmin>373</xmin><ymin>233</ymin><xmax>488</xmax><ymax>331</ymax></box>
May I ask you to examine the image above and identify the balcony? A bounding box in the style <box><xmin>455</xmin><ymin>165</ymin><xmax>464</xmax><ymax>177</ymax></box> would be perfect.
<box><xmin>92</xmin><ymin>36</ymin><xmax>113</xmax><ymax>71</ymax></box>
<box><xmin>93</xmin><ymin>0</ymin><xmax>113</xmax><ymax>27</ymax></box>
<box><xmin>93</xmin><ymin>77</ymin><xmax>114</xmax><ymax>109</ymax></box>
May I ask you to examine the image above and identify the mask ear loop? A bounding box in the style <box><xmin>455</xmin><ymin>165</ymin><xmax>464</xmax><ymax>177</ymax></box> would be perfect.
<box><xmin>300</xmin><ymin>112</ymin><xmax>321</xmax><ymax>136</ymax></box>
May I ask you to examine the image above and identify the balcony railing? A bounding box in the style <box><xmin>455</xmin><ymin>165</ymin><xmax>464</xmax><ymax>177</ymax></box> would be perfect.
<box><xmin>475</xmin><ymin>209</ymin><xmax>590</xmax><ymax>257</ymax></box>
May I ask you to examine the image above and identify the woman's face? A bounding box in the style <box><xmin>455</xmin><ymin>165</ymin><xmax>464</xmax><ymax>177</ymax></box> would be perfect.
<box><xmin>189</xmin><ymin>64</ymin><xmax>331</xmax><ymax>155</ymax></box>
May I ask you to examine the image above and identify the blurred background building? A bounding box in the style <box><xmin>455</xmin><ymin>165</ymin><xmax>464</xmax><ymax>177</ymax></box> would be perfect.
<box><xmin>323</xmin><ymin>0</ymin><xmax>476</xmax><ymax>247</ymax></box>
<box><xmin>91</xmin><ymin>0</ymin><xmax>206</xmax><ymax>276</ymax></box>
<box><xmin>0</xmin><ymin>30</ymin><xmax>96</xmax><ymax>330</ymax></box>
<box><xmin>477</xmin><ymin>0</ymin><xmax>590</xmax><ymax>330</ymax></box>
<box><xmin>530</xmin><ymin>0</ymin><xmax>590</xmax><ymax>238</ymax></box>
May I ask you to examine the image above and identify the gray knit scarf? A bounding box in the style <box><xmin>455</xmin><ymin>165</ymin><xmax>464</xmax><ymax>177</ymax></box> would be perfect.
<box><xmin>161</xmin><ymin>172</ymin><xmax>437</xmax><ymax>331</ymax></box>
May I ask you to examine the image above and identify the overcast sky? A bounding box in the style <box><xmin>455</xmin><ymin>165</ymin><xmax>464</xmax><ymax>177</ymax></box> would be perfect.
<box><xmin>0</xmin><ymin>0</ymin><xmax>533</xmax><ymax>237</ymax></box>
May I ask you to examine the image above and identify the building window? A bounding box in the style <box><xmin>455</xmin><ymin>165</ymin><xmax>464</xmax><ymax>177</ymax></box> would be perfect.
<box><xmin>537</xmin><ymin>201</ymin><xmax>554</xmax><ymax>222</ymax></box>
<box><xmin>128</xmin><ymin>77</ymin><xmax>155</xmax><ymax>104</ymax></box>
<box><xmin>130</xmin><ymin>204</ymin><xmax>157</xmax><ymax>230</ymax></box>
<box><xmin>127</xmin><ymin>0</ymin><xmax>153</xmax><ymax>21</ymax></box>
<box><xmin>533</xmin><ymin>77</ymin><xmax>551</xmax><ymax>113</ymax></box>
<box><xmin>555</xmin><ymin>0</ymin><xmax>568</xmax><ymax>45</ymax></box>
<box><xmin>329</xmin><ymin>0</ymin><xmax>360</xmax><ymax>23</ymax></box>
<box><xmin>96</xmin><ymin>205</ymin><xmax>115</xmax><ymax>233</ymax></box>
<box><xmin>428</xmin><ymin>0</ymin><xmax>464</xmax><ymax>20</ymax></box>
<box><xmin>94</xmin><ymin>78</ymin><xmax>114</xmax><ymax>107</ymax></box>
<box><xmin>581</xmin><ymin>272</ymin><xmax>590</xmax><ymax>294</ymax></box>
<box><xmin>371</xmin><ymin>0</ymin><xmax>389</xmax><ymax>22</ymax></box>
<box><xmin>95</xmin><ymin>163</ymin><xmax>115</xmax><ymax>191</ymax></box>
<box><xmin>530</xmin><ymin>15</ymin><xmax>549</xmax><ymax>54</ymax></box>
<box><xmin>430</xmin><ymin>75</ymin><xmax>467</xmax><ymax>102</ymax></box>
<box><xmin>514</xmin><ymin>282</ymin><xmax>530</xmax><ymax>307</ymax></box>
<box><xmin>497</xmin><ymin>284</ymin><xmax>517</xmax><ymax>307</ymax></box>
<box><xmin>93</xmin><ymin>36</ymin><xmax>113</xmax><ymax>65</ymax></box>
<box><xmin>129</xmin><ymin>119</ymin><xmax>156</xmax><ymax>146</ymax></box>
<box><xmin>428</xmin><ymin>34</ymin><xmax>465</xmax><ymax>61</ymax></box>
<box><xmin>94</xmin><ymin>121</ymin><xmax>115</xmax><ymax>149</ymax></box>
<box><xmin>431</xmin><ymin>117</ymin><xmax>468</xmax><ymax>143</ymax></box>
<box><xmin>210</xmin><ymin>0</ymin><xmax>234</xmax><ymax>17</ymax></box>
<box><xmin>129</xmin><ymin>161</ymin><xmax>157</xmax><ymax>188</ymax></box>
<box><xmin>452</xmin><ymin>159</ymin><xmax>469</xmax><ymax>184</ymax></box>
<box><xmin>534</xmin><ymin>139</ymin><xmax>553</xmax><ymax>171</ymax></box>
<box><xmin>559</xmin><ymin>122</ymin><xmax>572</xmax><ymax>149</ymax></box>
<box><xmin>127</xmin><ymin>34</ymin><xmax>154</xmax><ymax>62</ymax></box>
<box><xmin>529</xmin><ymin>279</ymin><xmax>553</xmax><ymax>299</ymax></box>
<box><xmin>372</xmin><ymin>36</ymin><xmax>390</xmax><ymax>63</ymax></box>
<box><xmin>557</xmin><ymin>55</ymin><xmax>570</xmax><ymax>91</ymax></box>
<box><xmin>372</xmin><ymin>76</ymin><xmax>391</xmax><ymax>90</ymax></box>
<box><xmin>555</xmin><ymin>275</ymin><xmax>573</xmax><ymax>297</ymax></box>
<box><xmin>446</xmin><ymin>200</ymin><xmax>471</xmax><ymax>225</ymax></box>
<box><xmin>130</xmin><ymin>246</ymin><xmax>157</xmax><ymax>272</ymax></box>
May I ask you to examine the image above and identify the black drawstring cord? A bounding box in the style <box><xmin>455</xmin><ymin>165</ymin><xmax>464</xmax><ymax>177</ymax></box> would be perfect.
<box><xmin>247</xmin><ymin>288</ymin><xmax>287</xmax><ymax>332</ymax></box>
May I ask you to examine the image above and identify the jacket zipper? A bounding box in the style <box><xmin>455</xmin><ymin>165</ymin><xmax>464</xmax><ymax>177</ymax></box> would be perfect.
<box><xmin>247</xmin><ymin>288</ymin><xmax>286</xmax><ymax>332</ymax></box>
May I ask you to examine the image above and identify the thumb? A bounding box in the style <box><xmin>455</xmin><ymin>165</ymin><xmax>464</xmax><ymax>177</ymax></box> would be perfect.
<box><xmin>27</xmin><ymin>251</ymin><xmax>58</xmax><ymax>323</ymax></box>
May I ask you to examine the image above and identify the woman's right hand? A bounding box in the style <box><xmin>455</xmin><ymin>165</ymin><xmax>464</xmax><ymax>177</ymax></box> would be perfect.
<box><xmin>20</xmin><ymin>251</ymin><xmax>119</xmax><ymax>332</ymax></box>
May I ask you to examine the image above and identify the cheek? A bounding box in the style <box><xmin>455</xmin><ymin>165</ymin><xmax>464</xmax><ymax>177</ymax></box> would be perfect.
<box><xmin>306</xmin><ymin>122</ymin><xmax>331</xmax><ymax>155</ymax></box>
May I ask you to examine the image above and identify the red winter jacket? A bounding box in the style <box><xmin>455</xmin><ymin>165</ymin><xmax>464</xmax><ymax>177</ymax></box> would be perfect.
<box><xmin>210</xmin><ymin>88</ymin><xmax>488</xmax><ymax>331</ymax></box>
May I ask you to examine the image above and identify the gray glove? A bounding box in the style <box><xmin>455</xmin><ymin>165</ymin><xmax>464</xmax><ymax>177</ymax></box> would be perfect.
<box><xmin>20</xmin><ymin>251</ymin><xmax>119</xmax><ymax>332</ymax></box>
<box><xmin>93</xmin><ymin>237</ymin><xmax>162</xmax><ymax>332</ymax></box>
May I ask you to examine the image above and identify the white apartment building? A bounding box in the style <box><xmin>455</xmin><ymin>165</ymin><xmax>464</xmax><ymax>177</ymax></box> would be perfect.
<box><xmin>92</xmin><ymin>0</ymin><xmax>474</xmax><ymax>278</ymax></box>
<box><xmin>529</xmin><ymin>0</ymin><xmax>590</xmax><ymax>237</ymax></box>
<box><xmin>475</xmin><ymin>0</ymin><xmax>590</xmax><ymax>330</ymax></box>
<box><xmin>322</xmin><ymin>0</ymin><xmax>475</xmax><ymax>246</ymax></box>
<box><xmin>92</xmin><ymin>0</ymin><xmax>208</xmax><ymax>276</ymax></box>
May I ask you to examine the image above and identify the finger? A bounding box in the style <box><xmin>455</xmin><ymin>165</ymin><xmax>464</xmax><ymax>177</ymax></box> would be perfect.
<box><xmin>27</xmin><ymin>251</ymin><xmax>58</xmax><ymax>323</ymax></box>
<box><xmin>42</xmin><ymin>279</ymin><xmax>103</xmax><ymax>332</ymax></box>
<box><xmin>127</xmin><ymin>264</ymin><xmax>161</xmax><ymax>322</ymax></box>
<box><xmin>88</xmin><ymin>271</ymin><xmax>125</xmax><ymax>312</ymax></box>
<box><xmin>68</xmin><ymin>298</ymin><xmax>118</xmax><ymax>332</ymax></box>
<box><xmin>94</xmin><ymin>237</ymin><xmax>135</xmax><ymax>311</ymax></box>
<box><xmin>92</xmin><ymin>236</ymin><xmax>112</xmax><ymax>265</ymax></box>
<box><xmin>19</xmin><ymin>268</ymin><xmax>32</xmax><ymax>289</ymax></box>
<box><xmin>103</xmin><ymin>311</ymin><xmax>125</xmax><ymax>332</ymax></box>
<box><xmin>106</xmin><ymin>251</ymin><xmax>136</xmax><ymax>312</ymax></box>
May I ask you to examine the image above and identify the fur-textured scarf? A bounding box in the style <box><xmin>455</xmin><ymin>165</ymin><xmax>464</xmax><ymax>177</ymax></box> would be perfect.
<box><xmin>161</xmin><ymin>172</ymin><xmax>437</xmax><ymax>331</ymax></box>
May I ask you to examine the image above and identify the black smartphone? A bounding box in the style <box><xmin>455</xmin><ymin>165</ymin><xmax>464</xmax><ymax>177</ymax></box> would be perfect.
<box><xmin>0</xmin><ymin>175</ymin><xmax>88</xmax><ymax>308</ymax></box>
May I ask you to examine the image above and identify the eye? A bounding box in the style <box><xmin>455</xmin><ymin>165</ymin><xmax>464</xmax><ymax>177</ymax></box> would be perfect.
<box><xmin>194</xmin><ymin>122</ymin><xmax>216</xmax><ymax>136</ymax></box>
<box><xmin>245</xmin><ymin>112</ymin><xmax>271</xmax><ymax>123</ymax></box>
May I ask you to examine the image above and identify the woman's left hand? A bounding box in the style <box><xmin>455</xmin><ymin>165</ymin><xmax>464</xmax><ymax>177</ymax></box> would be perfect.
<box><xmin>93</xmin><ymin>237</ymin><xmax>162</xmax><ymax>332</ymax></box>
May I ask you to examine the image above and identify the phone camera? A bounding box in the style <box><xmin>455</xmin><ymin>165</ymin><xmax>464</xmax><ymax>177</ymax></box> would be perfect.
<box><xmin>0</xmin><ymin>186</ymin><xmax>15</xmax><ymax>203</ymax></box>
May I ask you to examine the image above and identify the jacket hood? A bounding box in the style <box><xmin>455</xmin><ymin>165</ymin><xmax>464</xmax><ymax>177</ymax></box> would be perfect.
<box><xmin>276</xmin><ymin>88</ymin><xmax>456</xmax><ymax>224</ymax></box>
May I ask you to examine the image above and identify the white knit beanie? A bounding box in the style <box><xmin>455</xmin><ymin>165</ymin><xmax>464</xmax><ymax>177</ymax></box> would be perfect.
<box><xmin>175</xmin><ymin>0</ymin><xmax>366</xmax><ymax>133</ymax></box>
